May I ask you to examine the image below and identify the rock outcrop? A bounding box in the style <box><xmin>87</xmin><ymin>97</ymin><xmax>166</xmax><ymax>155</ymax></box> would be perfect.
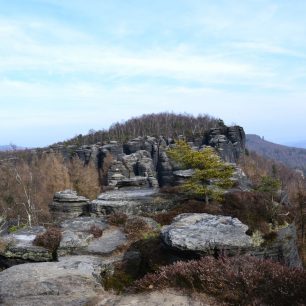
<box><xmin>251</xmin><ymin>224</ymin><xmax>302</xmax><ymax>268</ymax></box>
<box><xmin>161</xmin><ymin>213</ymin><xmax>252</xmax><ymax>256</ymax></box>
<box><xmin>49</xmin><ymin>190</ymin><xmax>90</xmax><ymax>220</ymax></box>
<box><xmin>48</xmin><ymin>125</ymin><xmax>246</xmax><ymax>188</ymax></box>
<box><xmin>90</xmin><ymin>188</ymin><xmax>177</xmax><ymax>216</ymax></box>
<box><xmin>0</xmin><ymin>255</ymin><xmax>106</xmax><ymax>305</ymax></box>
<box><xmin>204</xmin><ymin>126</ymin><xmax>246</xmax><ymax>163</ymax></box>
<box><xmin>0</xmin><ymin>226</ymin><xmax>52</xmax><ymax>268</ymax></box>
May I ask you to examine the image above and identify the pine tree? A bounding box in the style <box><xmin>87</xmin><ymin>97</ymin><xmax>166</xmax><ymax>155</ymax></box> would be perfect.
<box><xmin>167</xmin><ymin>141</ymin><xmax>235</xmax><ymax>204</ymax></box>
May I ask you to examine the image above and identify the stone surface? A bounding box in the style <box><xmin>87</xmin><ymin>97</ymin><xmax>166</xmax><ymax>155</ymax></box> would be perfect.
<box><xmin>58</xmin><ymin>217</ymin><xmax>108</xmax><ymax>256</ymax></box>
<box><xmin>49</xmin><ymin>190</ymin><xmax>89</xmax><ymax>220</ymax></box>
<box><xmin>251</xmin><ymin>224</ymin><xmax>302</xmax><ymax>268</ymax></box>
<box><xmin>93</xmin><ymin>290</ymin><xmax>216</xmax><ymax>306</ymax></box>
<box><xmin>0</xmin><ymin>226</ymin><xmax>52</xmax><ymax>268</ymax></box>
<box><xmin>203</xmin><ymin>126</ymin><xmax>245</xmax><ymax>163</ymax></box>
<box><xmin>86</xmin><ymin>227</ymin><xmax>127</xmax><ymax>255</ymax></box>
<box><xmin>90</xmin><ymin>188</ymin><xmax>176</xmax><ymax>216</ymax></box>
<box><xmin>161</xmin><ymin>213</ymin><xmax>252</xmax><ymax>255</ymax></box>
<box><xmin>0</xmin><ymin>255</ymin><xmax>105</xmax><ymax>306</ymax></box>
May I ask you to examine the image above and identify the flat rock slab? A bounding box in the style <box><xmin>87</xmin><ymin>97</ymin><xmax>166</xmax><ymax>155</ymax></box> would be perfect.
<box><xmin>87</xmin><ymin>227</ymin><xmax>127</xmax><ymax>255</ymax></box>
<box><xmin>0</xmin><ymin>255</ymin><xmax>105</xmax><ymax>306</ymax></box>
<box><xmin>90</xmin><ymin>188</ymin><xmax>176</xmax><ymax>215</ymax></box>
<box><xmin>161</xmin><ymin>213</ymin><xmax>252</xmax><ymax>254</ymax></box>
<box><xmin>58</xmin><ymin>217</ymin><xmax>109</xmax><ymax>256</ymax></box>
<box><xmin>60</xmin><ymin>217</ymin><xmax>108</xmax><ymax>232</ymax></box>
<box><xmin>0</xmin><ymin>226</ymin><xmax>52</xmax><ymax>267</ymax></box>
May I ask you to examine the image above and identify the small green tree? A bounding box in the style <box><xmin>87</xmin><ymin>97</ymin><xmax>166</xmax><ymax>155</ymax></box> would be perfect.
<box><xmin>257</xmin><ymin>176</ymin><xmax>281</xmax><ymax>202</ymax></box>
<box><xmin>167</xmin><ymin>141</ymin><xmax>235</xmax><ymax>204</ymax></box>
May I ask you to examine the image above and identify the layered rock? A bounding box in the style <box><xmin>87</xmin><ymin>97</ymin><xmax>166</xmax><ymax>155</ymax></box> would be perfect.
<box><xmin>204</xmin><ymin>126</ymin><xmax>246</xmax><ymax>163</ymax></box>
<box><xmin>90</xmin><ymin>188</ymin><xmax>176</xmax><ymax>216</ymax></box>
<box><xmin>251</xmin><ymin>224</ymin><xmax>302</xmax><ymax>268</ymax></box>
<box><xmin>0</xmin><ymin>226</ymin><xmax>52</xmax><ymax>268</ymax></box>
<box><xmin>161</xmin><ymin>213</ymin><xmax>252</xmax><ymax>256</ymax></box>
<box><xmin>49</xmin><ymin>190</ymin><xmax>90</xmax><ymax>220</ymax></box>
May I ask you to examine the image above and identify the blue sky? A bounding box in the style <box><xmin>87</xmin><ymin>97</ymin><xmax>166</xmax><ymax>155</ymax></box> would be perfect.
<box><xmin>1</xmin><ymin>0</ymin><xmax>306</xmax><ymax>147</ymax></box>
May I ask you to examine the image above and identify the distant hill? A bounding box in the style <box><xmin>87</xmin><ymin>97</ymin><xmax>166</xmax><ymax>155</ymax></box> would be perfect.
<box><xmin>246</xmin><ymin>134</ymin><xmax>306</xmax><ymax>173</ymax></box>
<box><xmin>0</xmin><ymin>145</ymin><xmax>25</xmax><ymax>151</ymax></box>
<box><xmin>56</xmin><ymin>112</ymin><xmax>219</xmax><ymax>146</ymax></box>
<box><xmin>284</xmin><ymin>140</ymin><xmax>306</xmax><ymax>149</ymax></box>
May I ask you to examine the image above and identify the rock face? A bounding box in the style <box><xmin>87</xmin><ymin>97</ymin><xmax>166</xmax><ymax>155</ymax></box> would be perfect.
<box><xmin>204</xmin><ymin>126</ymin><xmax>246</xmax><ymax>163</ymax></box>
<box><xmin>251</xmin><ymin>224</ymin><xmax>302</xmax><ymax>268</ymax></box>
<box><xmin>49</xmin><ymin>190</ymin><xmax>90</xmax><ymax>220</ymax></box>
<box><xmin>161</xmin><ymin>213</ymin><xmax>252</xmax><ymax>255</ymax></box>
<box><xmin>48</xmin><ymin>125</ymin><xmax>245</xmax><ymax>188</ymax></box>
<box><xmin>90</xmin><ymin>188</ymin><xmax>177</xmax><ymax>216</ymax></box>
<box><xmin>0</xmin><ymin>226</ymin><xmax>52</xmax><ymax>268</ymax></box>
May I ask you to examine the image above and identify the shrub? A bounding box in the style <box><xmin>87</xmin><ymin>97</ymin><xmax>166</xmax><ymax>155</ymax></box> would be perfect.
<box><xmin>133</xmin><ymin>256</ymin><xmax>306</xmax><ymax>306</ymax></box>
<box><xmin>124</xmin><ymin>218</ymin><xmax>151</xmax><ymax>239</ymax></box>
<box><xmin>107</xmin><ymin>213</ymin><xmax>128</xmax><ymax>226</ymax></box>
<box><xmin>33</xmin><ymin>227</ymin><xmax>62</xmax><ymax>254</ymax></box>
<box><xmin>89</xmin><ymin>225</ymin><xmax>103</xmax><ymax>238</ymax></box>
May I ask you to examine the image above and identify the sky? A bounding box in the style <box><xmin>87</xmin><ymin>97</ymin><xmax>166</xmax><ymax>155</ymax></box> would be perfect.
<box><xmin>1</xmin><ymin>0</ymin><xmax>306</xmax><ymax>147</ymax></box>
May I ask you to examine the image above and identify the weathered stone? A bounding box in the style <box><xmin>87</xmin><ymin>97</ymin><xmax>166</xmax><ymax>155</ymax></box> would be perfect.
<box><xmin>86</xmin><ymin>227</ymin><xmax>127</xmax><ymax>255</ymax></box>
<box><xmin>93</xmin><ymin>290</ymin><xmax>215</xmax><ymax>306</ymax></box>
<box><xmin>161</xmin><ymin>213</ymin><xmax>252</xmax><ymax>255</ymax></box>
<box><xmin>49</xmin><ymin>190</ymin><xmax>89</xmax><ymax>220</ymax></box>
<box><xmin>116</xmin><ymin>176</ymin><xmax>149</xmax><ymax>188</ymax></box>
<box><xmin>90</xmin><ymin>188</ymin><xmax>176</xmax><ymax>216</ymax></box>
<box><xmin>251</xmin><ymin>224</ymin><xmax>302</xmax><ymax>268</ymax></box>
<box><xmin>203</xmin><ymin>126</ymin><xmax>245</xmax><ymax>163</ymax></box>
<box><xmin>58</xmin><ymin>217</ymin><xmax>108</xmax><ymax>256</ymax></box>
<box><xmin>229</xmin><ymin>166</ymin><xmax>252</xmax><ymax>192</ymax></box>
<box><xmin>0</xmin><ymin>226</ymin><xmax>52</xmax><ymax>268</ymax></box>
<box><xmin>0</xmin><ymin>255</ymin><xmax>105</xmax><ymax>306</ymax></box>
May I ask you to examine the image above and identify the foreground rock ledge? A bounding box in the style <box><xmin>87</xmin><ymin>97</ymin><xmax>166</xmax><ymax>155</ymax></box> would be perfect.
<box><xmin>161</xmin><ymin>213</ymin><xmax>252</xmax><ymax>255</ymax></box>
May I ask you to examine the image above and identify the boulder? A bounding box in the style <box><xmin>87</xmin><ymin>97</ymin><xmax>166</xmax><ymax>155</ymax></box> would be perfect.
<box><xmin>161</xmin><ymin>213</ymin><xmax>252</xmax><ymax>255</ymax></box>
<box><xmin>86</xmin><ymin>227</ymin><xmax>127</xmax><ymax>255</ymax></box>
<box><xmin>58</xmin><ymin>217</ymin><xmax>108</xmax><ymax>256</ymax></box>
<box><xmin>49</xmin><ymin>190</ymin><xmax>89</xmax><ymax>220</ymax></box>
<box><xmin>0</xmin><ymin>255</ymin><xmax>105</xmax><ymax>305</ymax></box>
<box><xmin>0</xmin><ymin>226</ymin><xmax>52</xmax><ymax>268</ymax></box>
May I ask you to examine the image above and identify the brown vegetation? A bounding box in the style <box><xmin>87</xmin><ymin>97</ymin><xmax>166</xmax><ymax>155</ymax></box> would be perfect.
<box><xmin>33</xmin><ymin>227</ymin><xmax>62</xmax><ymax>253</ymax></box>
<box><xmin>133</xmin><ymin>256</ymin><xmax>306</xmax><ymax>306</ymax></box>
<box><xmin>88</xmin><ymin>225</ymin><xmax>103</xmax><ymax>238</ymax></box>
<box><xmin>0</xmin><ymin>152</ymin><xmax>100</xmax><ymax>226</ymax></box>
<box><xmin>68</xmin><ymin>157</ymin><xmax>100</xmax><ymax>200</ymax></box>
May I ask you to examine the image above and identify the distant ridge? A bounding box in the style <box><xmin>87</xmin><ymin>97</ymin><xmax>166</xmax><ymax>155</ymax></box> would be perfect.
<box><xmin>246</xmin><ymin>134</ymin><xmax>306</xmax><ymax>174</ymax></box>
<box><xmin>0</xmin><ymin>145</ymin><xmax>25</xmax><ymax>151</ymax></box>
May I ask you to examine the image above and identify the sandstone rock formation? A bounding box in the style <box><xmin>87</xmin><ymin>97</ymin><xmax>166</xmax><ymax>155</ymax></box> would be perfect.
<box><xmin>161</xmin><ymin>213</ymin><xmax>252</xmax><ymax>255</ymax></box>
<box><xmin>48</xmin><ymin>125</ymin><xmax>246</xmax><ymax>188</ymax></box>
<box><xmin>49</xmin><ymin>190</ymin><xmax>90</xmax><ymax>220</ymax></box>
<box><xmin>90</xmin><ymin>188</ymin><xmax>176</xmax><ymax>216</ymax></box>
<box><xmin>0</xmin><ymin>255</ymin><xmax>106</xmax><ymax>305</ymax></box>
<box><xmin>0</xmin><ymin>226</ymin><xmax>52</xmax><ymax>268</ymax></box>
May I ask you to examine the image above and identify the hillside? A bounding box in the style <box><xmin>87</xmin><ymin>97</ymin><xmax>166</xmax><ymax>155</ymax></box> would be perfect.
<box><xmin>246</xmin><ymin>134</ymin><xmax>306</xmax><ymax>174</ymax></box>
<box><xmin>57</xmin><ymin>112</ymin><xmax>219</xmax><ymax>146</ymax></box>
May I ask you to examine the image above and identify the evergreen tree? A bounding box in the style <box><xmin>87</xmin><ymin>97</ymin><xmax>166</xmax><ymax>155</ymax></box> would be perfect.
<box><xmin>167</xmin><ymin>141</ymin><xmax>235</xmax><ymax>204</ymax></box>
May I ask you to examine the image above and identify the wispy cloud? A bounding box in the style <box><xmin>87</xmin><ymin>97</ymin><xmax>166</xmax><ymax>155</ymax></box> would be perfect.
<box><xmin>1</xmin><ymin>0</ymin><xmax>306</xmax><ymax>146</ymax></box>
